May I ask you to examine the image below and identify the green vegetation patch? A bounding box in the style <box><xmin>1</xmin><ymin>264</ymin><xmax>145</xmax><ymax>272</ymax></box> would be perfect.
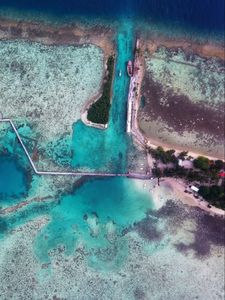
<box><xmin>149</xmin><ymin>146</ymin><xmax>178</xmax><ymax>164</ymax></box>
<box><xmin>87</xmin><ymin>55</ymin><xmax>115</xmax><ymax>124</ymax></box>
<box><xmin>148</xmin><ymin>146</ymin><xmax>225</xmax><ymax>210</ymax></box>
<box><xmin>193</xmin><ymin>156</ymin><xmax>210</xmax><ymax>171</ymax></box>
<box><xmin>199</xmin><ymin>185</ymin><xmax>225</xmax><ymax>210</ymax></box>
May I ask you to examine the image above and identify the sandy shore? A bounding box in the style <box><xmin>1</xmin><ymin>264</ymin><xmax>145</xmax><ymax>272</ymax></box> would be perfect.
<box><xmin>134</xmin><ymin>177</ymin><xmax>225</xmax><ymax>217</ymax></box>
<box><xmin>145</xmin><ymin>36</ymin><xmax>225</xmax><ymax>60</ymax></box>
<box><xmin>80</xmin><ymin>53</ymin><xmax>116</xmax><ymax>130</ymax></box>
<box><xmin>81</xmin><ymin>110</ymin><xmax>108</xmax><ymax>130</ymax></box>
<box><xmin>161</xmin><ymin>177</ymin><xmax>225</xmax><ymax>216</ymax></box>
<box><xmin>134</xmin><ymin>40</ymin><xmax>224</xmax><ymax>160</ymax></box>
<box><xmin>145</xmin><ymin>138</ymin><xmax>223</xmax><ymax>161</ymax></box>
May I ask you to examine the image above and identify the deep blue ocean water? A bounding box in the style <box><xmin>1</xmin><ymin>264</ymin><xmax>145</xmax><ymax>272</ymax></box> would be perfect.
<box><xmin>0</xmin><ymin>0</ymin><xmax>224</xmax><ymax>34</ymax></box>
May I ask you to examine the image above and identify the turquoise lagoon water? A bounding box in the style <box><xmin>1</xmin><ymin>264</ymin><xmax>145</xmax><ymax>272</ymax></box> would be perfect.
<box><xmin>34</xmin><ymin>176</ymin><xmax>153</xmax><ymax>269</ymax></box>
<box><xmin>1</xmin><ymin>173</ymin><xmax>154</xmax><ymax>269</ymax></box>
<box><xmin>0</xmin><ymin>3</ymin><xmax>224</xmax><ymax>299</ymax></box>
<box><xmin>0</xmin><ymin>23</ymin><xmax>154</xmax><ymax>267</ymax></box>
<box><xmin>72</xmin><ymin>20</ymin><xmax>134</xmax><ymax>172</ymax></box>
<box><xmin>0</xmin><ymin>18</ymin><xmax>157</xmax><ymax>271</ymax></box>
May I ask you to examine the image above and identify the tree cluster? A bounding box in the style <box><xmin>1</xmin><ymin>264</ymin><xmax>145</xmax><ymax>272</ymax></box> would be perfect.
<box><xmin>150</xmin><ymin>148</ymin><xmax>225</xmax><ymax>210</ymax></box>
<box><xmin>199</xmin><ymin>184</ymin><xmax>225</xmax><ymax>209</ymax></box>
<box><xmin>149</xmin><ymin>146</ymin><xmax>178</xmax><ymax>165</ymax></box>
<box><xmin>87</xmin><ymin>55</ymin><xmax>114</xmax><ymax>124</ymax></box>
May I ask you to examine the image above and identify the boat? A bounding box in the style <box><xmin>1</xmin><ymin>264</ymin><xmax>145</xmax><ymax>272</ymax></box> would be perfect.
<box><xmin>127</xmin><ymin>60</ymin><xmax>133</xmax><ymax>77</ymax></box>
<box><xmin>119</xmin><ymin>70</ymin><xmax>122</xmax><ymax>77</ymax></box>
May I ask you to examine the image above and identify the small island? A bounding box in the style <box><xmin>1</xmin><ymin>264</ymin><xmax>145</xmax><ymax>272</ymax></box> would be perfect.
<box><xmin>87</xmin><ymin>55</ymin><xmax>115</xmax><ymax>125</ymax></box>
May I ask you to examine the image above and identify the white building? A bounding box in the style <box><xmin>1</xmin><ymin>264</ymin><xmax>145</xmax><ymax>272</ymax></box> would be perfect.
<box><xmin>191</xmin><ymin>185</ymin><xmax>199</xmax><ymax>193</ymax></box>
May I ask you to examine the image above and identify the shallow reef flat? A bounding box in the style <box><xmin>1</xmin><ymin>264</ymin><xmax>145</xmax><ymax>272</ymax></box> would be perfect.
<box><xmin>0</xmin><ymin>40</ymin><xmax>104</xmax><ymax>169</ymax></box>
<box><xmin>138</xmin><ymin>46</ymin><xmax>225</xmax><ymax>158</ymax></box>
<box><xmin>143</xmin><ymin>32</ymin><xmax>225</xmax><ymax>61</ymax></box>
<box><xmin>0</xmin><ymin>183</ymin><xmax>224</xmax><ymax>300</ymax></box>
<box><xmin>0</xmin><ymin>17</ymin><xmax>115</xmax><ymax>55</ymax></box>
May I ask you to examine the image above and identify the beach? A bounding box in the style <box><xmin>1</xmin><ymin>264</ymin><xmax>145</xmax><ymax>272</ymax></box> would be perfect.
<box><xmin>0</xmin><ymin>0</ymin><xmax>225</xmax><ymax>298</ymax></box>
<box><xmin>134</xmin><ymin>177</ymin><xmax>225</xmax><ymax>217</ymax></box>
<box><xmin>1</xmin><ymin>177</ymin><xmax>224</xmax><ymax>299</ymax></box>
<box><xmin>137</xmin><ymin>40</ymin><xmax>225</xmax><ymax>159</ymax></box>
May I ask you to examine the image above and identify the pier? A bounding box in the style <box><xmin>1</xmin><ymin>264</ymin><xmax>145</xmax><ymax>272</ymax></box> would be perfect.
<box><xmin>126</xmin><ymin>39</ymin><xmax>146</xmax><ymax>146</ymax></box>
<box><xmin>0</xmin><ymin>118</ymin><xmax>151</xmax><ymax>180</ymax></box>
<box><xmin>0</xmin><ymin>39</ymin><xmax>151</xmax><ymax>179</ymax></box>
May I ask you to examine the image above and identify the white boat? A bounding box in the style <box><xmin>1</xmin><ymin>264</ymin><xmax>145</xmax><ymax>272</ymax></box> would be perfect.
<box><xmin>119</xmin><ymin>70</ymin><xmax>122</xmax><ymax>77</ymax></box>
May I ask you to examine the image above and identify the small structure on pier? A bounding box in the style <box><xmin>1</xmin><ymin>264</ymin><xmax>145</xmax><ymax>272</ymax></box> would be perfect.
<box><xmin>127</xmin><ymin>60</ymin><xmax>133</xmax><ymax>77</ymax></box>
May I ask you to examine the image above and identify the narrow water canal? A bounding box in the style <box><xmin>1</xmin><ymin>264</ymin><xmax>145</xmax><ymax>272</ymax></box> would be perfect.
<box><xmin>72</xmin><ymin>20</ymin><xmax>135</xmax><ymax>173</ymax></box>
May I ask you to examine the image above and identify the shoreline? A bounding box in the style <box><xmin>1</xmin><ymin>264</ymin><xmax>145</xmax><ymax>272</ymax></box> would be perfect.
<box><xmin>144</xmin><ymin>135</ymin><xmax>224</xmax><ymax>162</ymax></box>
<box><xmin>136</xmin><ymin>39</ymin><xmax>224</xmax><ymax>160</ymax></box>
<box><xmin>81</xmin><ymin>54</ymin><xmax>116</xmax><ymax>130</ymax></box>
<box><xmin>80</xmin><ymin>62</ymin><xmax>108</xmax><ymax>130</ymax></box>
<box><xmin>0</xmin><ymin>17</ymin><xmax>224</xmax><ymax>216</ymax></box>
<box><xmin>161</xmin><ymin>177</ymin><xmax>225</xmax><ymax>217</ymax></box>
<box><xmin>130</xmin><ymin>41</ymin><xmax>224</xmax><ymax>216</ymax></box>
<box><xmin>138</xmin><ymin>121</ymin><xmax>224</xmax><ymax>160</ymax></box>
<box><xmin>134</xmin><ymin>177</ymin><xmax>225</xmax><ymax>217</ymax></box>
<box><xmin>131</xmin><ymin>40</ymin><xmax>224</xmax><ymax>161</ymax></box>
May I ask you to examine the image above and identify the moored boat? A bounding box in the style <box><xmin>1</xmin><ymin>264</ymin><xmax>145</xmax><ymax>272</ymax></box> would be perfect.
<box><xmin>127</xmin><ymin>60</ymin><xmax>133</xmax><ymax>77</ymax></box>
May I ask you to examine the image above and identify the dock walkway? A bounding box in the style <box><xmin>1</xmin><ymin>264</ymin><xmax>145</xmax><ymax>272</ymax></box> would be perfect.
<box><xmin>126</xmin><ymin>39</ymin><xmax>146</xmax><ymax>147</ymax></box>
<box><xmin>0</xmin><ymin>118</ymin><xmax>151</xmax><ymax>180</ymax></box>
